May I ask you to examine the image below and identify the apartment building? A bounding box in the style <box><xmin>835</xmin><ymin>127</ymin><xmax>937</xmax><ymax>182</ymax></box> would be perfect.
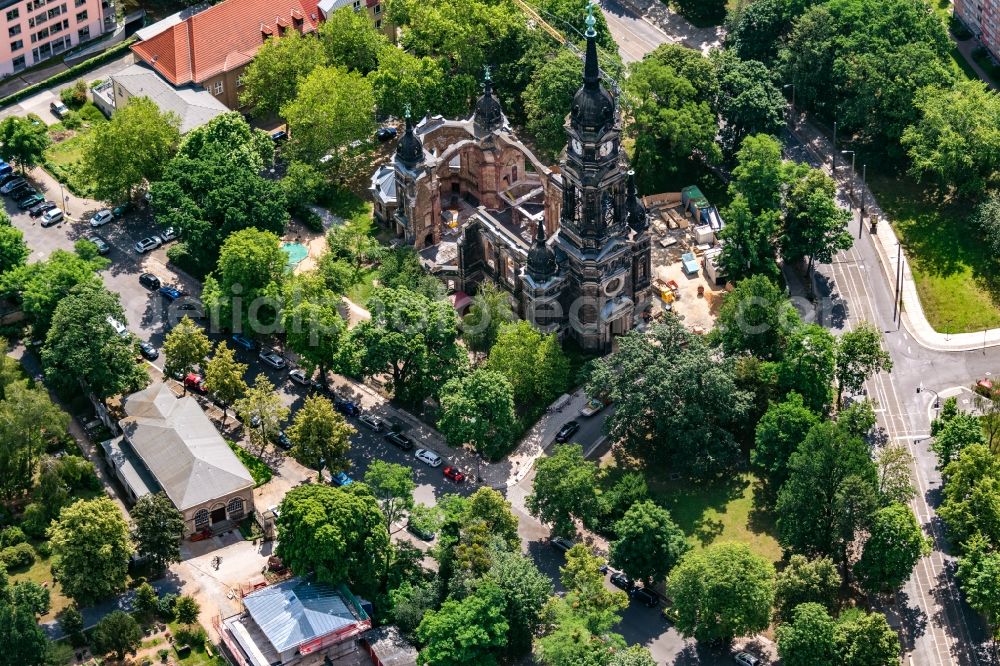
<box><xmin>0</xmin><ymin>0</ymin><xmax>106</xmax><ymax>77</ymax></box>
<box><xmin>318</xmin><ymin>0</ymin><xmax>395</xmax><ymax>42</ymax></box>
<box><xmin>955</xmin><ymin>0</ymin><xmax>1000</xmax><ymax>61</ymax></box>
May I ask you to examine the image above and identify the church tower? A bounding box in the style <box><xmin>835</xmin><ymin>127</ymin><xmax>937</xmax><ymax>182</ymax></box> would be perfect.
<box><xmin>555</xmin><ymin>2</ymin><xmax>651</xmax><ymax>351</ymax></box>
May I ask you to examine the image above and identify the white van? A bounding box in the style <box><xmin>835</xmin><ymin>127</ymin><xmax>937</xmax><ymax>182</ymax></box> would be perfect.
<box><xmin>106</xmin><ymin>316</ymin><xmax>128</xmax><ymax>338</ymax></box>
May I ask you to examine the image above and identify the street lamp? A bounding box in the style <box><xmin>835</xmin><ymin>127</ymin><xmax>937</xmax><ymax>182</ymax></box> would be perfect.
<box><xmin>832</xmin><ymin>121</ymin><xmax>838</xmax><ymax>172</ymax></box>
<box><xmin>916</xmin><ymin>386</ymin><xmax>941</xmax><ymax>411</ymax></box>
<box><xmin>859</xmin><ymin>163</ymin><xmax>867</xmax><ymax>239</ymax></box>
<box><xmin>841</xmin><ymin>150</ymin><xmax>856</xmax><ymax>209</ymax></box>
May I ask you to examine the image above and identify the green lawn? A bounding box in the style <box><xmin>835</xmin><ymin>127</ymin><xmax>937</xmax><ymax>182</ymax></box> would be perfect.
<box><xmin>869</xmin><ymin>173</ymin><xmax>1000</xmax><ymax>333</ymax></box>
<box><xmin>346</xmin><ymin>266</ymin><xmax>378</xmax><ymax>305</ymax></box>
<box><xmin>43</xmin><ymin>102</ymin><xmax>106</xmax><ymax>198</ymax></box>
<box><xmin>9</xmin><ymin>553</ymin><xmax>71</xmax><ymax>622</ymax></box>
<box><xmin>226</xmin><ymin>440</ymin><xmax>273</xmax><ymax>486</ymax></box>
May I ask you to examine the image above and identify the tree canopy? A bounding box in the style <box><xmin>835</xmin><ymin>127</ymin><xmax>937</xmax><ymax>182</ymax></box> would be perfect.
<box><xmin>609</xmin><ymin>500</ymin><xmax>689</xmax><ymax>584</ymax></box>
<box><xmin>527</xmin><ymin>444</ymin><xmax>598</xmax><ymax>538</ymax></box>
<box><xmin>239</xmin><ymin>29</ymin><xmax>327</xmax><ymax>117</ymax></box>
<box><xmin>48</xmin><ymin>497</ymin><xmax>133</xmax><ymax>604</ymax></box>
<box><xmin>855</xmin><ymin>502</ymin><xmax>929</xmax><ymax>593</ymax></box>
<box><xmin>776</xmin><ymin>602</ymin><xmax>839</xmax><ymax>666</ymax></box>
<box><xmin>287</xmin><ymin>394</ymin><xmax>355</xmax><ymax>477</ymax></box>
<box><xmin>717</xmin><ymin>274</ymin><xmax>801</xmax><ymax>360</ymax></box>
<box><xmin>438</xmin><ymin>369</ymin><xmax>517</xmax><ymax>460</ymax></box>
<box><xmin>130</xmin><ymin>492</ymin><xmax>185</xmax><ymax>571</ymax></box>
<box><xmin>0</xmin><ymin>115</ymin><xmax>50</xmax><ymax>173</ymax></box>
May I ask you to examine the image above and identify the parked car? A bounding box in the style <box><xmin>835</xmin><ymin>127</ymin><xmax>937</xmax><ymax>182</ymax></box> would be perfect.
<box><xmin>375</xmin><ymin>127</ymin><xmax>398</xmax><ymax>142</ymax></box>
<box><xmin>610</xmin><ymin>572</ymin><xmax>634</xmax><ymax>592</ymax></box>
<box><xmin>17</xmin><ymin>193</ymin><xmax>43</xmax><ymax>210</ymax></box>
<box><xmin>406</xmin><ymin>519</ymin><xmax>436</xmax><ymax>541</ymax></box>
<box><xmin>550</xmin><ymin>537</ymin><xmax>575</xmax><ymax>553</ymax></box>
<box><xmin>270</xmin><ymin>129</ymin><xmax>288</xmax><ymax>143</ymax></box>
<box><xmin>632</xmin><ymin>587</ymin><xmax>659</xmax><ymax>608</ymax></box>
<box><xmin>134</xmin><ymin>236</ymin><xmax>162</xmax><ymax>254</ymax></box>
<box><xmin>7</xmin><ymin>183</ymin><xmax>32</xmax><ymax>199</ymax></box>
<box><xmin>554</xmin><ymin>420</ymin><xmax>580</xmax><ymax>443</ymax></box>
<box><xmin>259</xmin><ymin>349</ymin><xmax>286</xmax><ymax>369</ymax></box>
<box><xmin>50</xmin><ymin>101</ymin><xmax>69</xmax><ymax>118</ymax></box>
<box><xmin>231</xmin><ymin>334</ymin><xmax>255</xmax><ymax>351</ymax></box>
<box><xmin>138</xmin><ymin>341</ymin><xmax>159</xmax><ymax>360</ymax></box>
<box><xmin>273</xmin><ymin>430</ymin><xmax>292</xmax><ymax>450</ymax></box>
<box><xmin>1</xmin><ymin>177</ymin><xmax>25</xmax><ymax>194</ymax></box>
<box><xmin>580</xmin><ymin>397</ymin><xmax>610</xmax><ymax>417</ymax></box>
<box><xmin>184</xmin><ymin>372</ymin><xmax>207</xmax><ymax>394</ymax></box>
<box><xmin>443</xmin><ymin>466</ymin><xmax>465</xmax><ymax>483</ymax></box>
<box><xmin>158</xmin><ymin>286</ymin><xmax>183</xmax><ymax>301</ymax></box>
<box><xmin>40</xmin><ymin>208</ymin><xmax>64</xmax><ymax>227</ymax></box>
<box><xmin>415</xmin><ymin>448</ymin><xmax>443</xmax><ymax>467</ymax></box>
<box><xmin>331</xmin><ymin>471</ymin><xmax>354</xmax><ymax>487</ymax></box>
<box><xmin>0</xmin><ymin>163</ymin><xmax>12</xmax><ymax>178</ymax></box>
<box><xmin>85</xmin><ymin>235</ymin><xmax>110</xmax><ymax>255</ymax></box>
<box><xmin>160</xmin><ymin>227</ymin><xmax>178</xmax><ymax>242</ymax></box>
<box><xmin>28</xmin><ymin>201</ymin><xmax>56</xmax><ymax>217</ymax></box>
<box><xmin>175</xmin><ymin>301</ymin><xmax>204</xmax><ymax>316</ymax></box>
<box><xmin>385</xmin><ymin>432</ymin><xmax>415</xmax><ymax>451</ymax></box>
<box><xmin>139</xmin><ymin>273</ymin><xmax>161</xmax><ymax>290</ymax></box>
<box><xmin>90</xmin><ymin>209</ymin><xmax>114</xmax><ymax>227</ymax></box>
<box><xmin>359</xmin><ymin>414</ymin><xmax>385</xmax><ymax>432</ymax></box>
<box><xmin>335</xmin><ymin>397</ymin><xmax>361</xmax><ymax>416</ymax></box>
<box><xmin>0</xmin><ymin>171</ymin><xmax>19</xmax><ymax>185</ymax></box>
<box><xmin>734</xmin><ymin>653</ymin><xmax>760</xmax><ymax>666</ymax></box>
<box><xmin>289</xmin><ymin>368</ymin><xmax>309</xmax><ymax>385</ymax></box>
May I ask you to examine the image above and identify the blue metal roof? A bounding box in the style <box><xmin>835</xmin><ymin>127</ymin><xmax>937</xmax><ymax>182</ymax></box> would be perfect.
<box><xmin>242</xmin><ymin>578</ymin><xmax>358</xmax><ymax>653</ymax></box>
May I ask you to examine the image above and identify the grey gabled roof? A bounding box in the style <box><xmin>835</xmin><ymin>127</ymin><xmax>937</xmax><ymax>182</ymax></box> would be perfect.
<box><xmin>119</xmin><ymin>383</ymin><xmax>253</xmax><ymax>511</ymax></box>
<box><xmin>110</xmin><ymin>63</ymin><xmax>229</xmax><ymax>134</ymax></box>
<box><xmin>243</xmin><ymin>578</ymin><xmax>360</xmax><ymax>653</ymax></box>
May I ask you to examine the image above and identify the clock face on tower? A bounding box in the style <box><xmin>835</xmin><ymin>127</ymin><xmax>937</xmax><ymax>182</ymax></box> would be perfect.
<box><xmin>571</xmin><ymin>139</ymin><xmax>583</xmax><ymax>155</ymax></box>
<box><xmin>599</xmin><ymin>141</ymin><xmax>614</xmax><ymax>158</ymax></box>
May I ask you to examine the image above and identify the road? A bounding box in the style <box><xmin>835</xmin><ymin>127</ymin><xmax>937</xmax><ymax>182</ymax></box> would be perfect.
<box><xmin>599</xmin><ymin>0</ymin><xmax>672</xmax><ymax>62</ymax></box>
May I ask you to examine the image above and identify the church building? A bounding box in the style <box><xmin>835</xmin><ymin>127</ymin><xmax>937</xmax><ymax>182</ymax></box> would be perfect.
<box><xmin>369</xmin><ymin>5</ymin><xmax>651</xmax><ymax>352</ymax></box>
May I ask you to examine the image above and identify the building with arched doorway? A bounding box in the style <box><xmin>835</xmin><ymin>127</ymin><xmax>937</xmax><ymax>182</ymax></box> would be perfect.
<box><xmin>369</xmin><ymin>5</ymin><xmax>651</xmax><ymax>352</ymax></box>
<box><xmin>102</xmin><ymin>382</ymin><xmax>256</xmax><ymax>536</ymax></box>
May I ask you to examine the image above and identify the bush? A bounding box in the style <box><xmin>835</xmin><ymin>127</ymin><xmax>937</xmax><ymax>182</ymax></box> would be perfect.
<box><xmin>0</xmin><ymin>525</ymin><xmax>27</xmax><ymax>548</ymax></box>
<box><xmin>60</xmin><ymin>110</ymin><xmax>82</xmax><ymax>130</ymax></box>
<box><xmin>174</xmin><ymin>625</ymin><xmax>207</xmax><ymax>646</ymax></box>
<box><xmin>35</xmin><ymin>540</ymin><xmax>51</xmax><ymax>558</ymax></box>
<box><xmin>20</xmin><ymin>502</ymin><xmax>50</xmax><ymax>538</ymax></box>
<box><xmin>158</xmin><ymin>593</ymin><xmax>178</xmax><ymax>620</ymax></box>
<box><xmin>60</xmin><ymin>80</ymin><xmax>88</xmax><ymax>108</ymax></box>
<box><xmin>950</xmin><ymin>16</ymin><xmax>973</xmax><ymax>40</ymax></box>
<box><xmin>0</xmin><ymin>542</ymin><xmax>36</xmax><ymax>570</ymax></box>
<box><xmin>300</xmin><ymin>208</ymin><xmax>324</xmax><ymax>232</ymax></box>
<box><xmin>157</xmin><ymin>648</ymin><xmax>169</xmax><ymax>662</ymax></box>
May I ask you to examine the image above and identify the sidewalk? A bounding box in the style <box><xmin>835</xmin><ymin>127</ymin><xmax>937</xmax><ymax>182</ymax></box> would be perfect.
<box><xmin>601</xmin><ymin>0</ymin><xmax>724</xmax><ymax>54</ymax></box>
<box><xmin>27</xmin><ymin>165</ymin><xmax>102</xmax><ymax>219</ymax></box>
<box><xmin>787</xmin><ymin>114</ymin><xmax>1000</xmax><ymax>352</ymax></box>
<box><xmin>955</xmin><ymin>37</ymin><xmax>999</xmax><ymax>91</ymax></box>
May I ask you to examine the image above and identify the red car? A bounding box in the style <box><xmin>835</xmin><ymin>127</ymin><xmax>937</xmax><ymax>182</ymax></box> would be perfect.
<box><xmin>443</xmin><ymin>466</ymin><xmax>465</xmax><ymax>483</ymax></box>
<box><xmin>184</xmin><ymin>372</ymin><xmax>207</xmax><ymax>394</ymax></box>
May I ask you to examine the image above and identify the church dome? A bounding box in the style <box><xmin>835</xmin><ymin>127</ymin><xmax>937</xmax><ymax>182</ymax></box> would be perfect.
<box><xmin>570</xmin><ymin>4</ymin><xmax>616</xmax><ymax>136</ymax></box>
<box><xmin>396</xmin><ymin>110</ymin><xmax>424</xmax><ymax>170</ymax></box>
<box><xmin>473</xmin><ymin>71</ymin><xmax>504</xmax><ymax>138</ymax></box>
<box><xmin>527</xmin><ymin>222</ymin><xmax>556</xmax><ymax>283</ymax></box>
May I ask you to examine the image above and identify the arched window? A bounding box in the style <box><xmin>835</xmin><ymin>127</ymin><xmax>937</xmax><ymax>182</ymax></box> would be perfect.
<box><xmin>227</xmin><ymin>497</ymin><xmax>245</xmax><ymax>521</ymax></box>
<box><xmin>194</xmin><ymin>509</ymin><xmax>209</xmax><ymax>530</ymax></box>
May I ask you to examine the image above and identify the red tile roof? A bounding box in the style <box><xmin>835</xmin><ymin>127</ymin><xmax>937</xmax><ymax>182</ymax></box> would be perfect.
<box><xmin>132</xmin><ymin>0</ymin><xmax>322</xmax><ymax>86</ymax></box>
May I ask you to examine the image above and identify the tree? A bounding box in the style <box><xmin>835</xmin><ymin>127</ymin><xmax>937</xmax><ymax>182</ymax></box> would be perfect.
<box><xmin>179</xmin><ymin>112</ymin><xmax>274</xmax><ymax>172</ymax></box>
<box><xmin>560</xmin><ymin>545</ymin><xmax>629</xmax><ymax>634</ymax></box>
<box><xmin>972</xmin><ymin>191</ymin><xmax>1000</xmax><ymax>257</ymax></box>
<box><xmin>350</xmin><ymin>287</ymin><xmax>465</xmax><ymax>405</ymax></box>
<box><xmin>487</xmin><ymin>321</ymin><xmax>569</xmax><ymax>405</ymax></box>
<box><xmin>725</xmin><ymin>0</ymin><xmax>802</xmax><ymax>65</ymax></box>
<box><xmin>835</xmin><ymin>610</ymin><xmax>900</xmax><ymax>666</ymax></box>
<box><xmin>932</xmin><ymin>411</ymin><xmax>985</xmax><ymax>466</ymax></box>
<box><xmin>282</xmin><ymin>66</ymin><xmax>376</xmax><ymax>166</ymax></box>
<box><xmin>203</xmin><ymin>342</ymin><xmax>248</xmax><ymax>423</ymax></box>
<box><xmin>775</xmin><ymin>555</ymin><xmax>840</xmax><ymax>617</ymax></box>
<box><xmin>627</xmin><ymin>45</ymin><xmax>721</xmax><ymax>188</ymax></box>
<box><xmin>202</xmin><ymin>228</ymin><xmax>286</xmax><ymax>331</ymax></box>
<box><xmin>92</xmin><ymin>611</ymin><xmax>142</xmax><ymax>660</ymax></box>
<box><xmin>288</xmin><ymin>394</ymin><xmax>355</xmax><ymax>478</ymax></box>
<box><xmin>10</xmin><ymin>581</ymin><xmax>49</xmax><ymax>617</ymax></box>
<box><xmin>729</xmin><ymin>133</ymin><xmax>786</xmax><ymax>213</ymax></box>
<box><xmin>835</xmin><ymin>322</ymin><xmax>892</xmax><ymax>405</ymax></box>
<box><xmin>535</xmin><ymin>601</ymin><xmax>627</xmax><ymax>666</ymax></box>
<box><xmin>776</xmin><ymin>323</ymin><xmax>837</xmax><ymax>414</ymax></box>
<box><xmin>365</xmin><ymin>461</ymin><xmax>415</xmax><ymax>536</ymax></box>
<box><xmin>780</xmin><ymin>165</ymin><xmax>852</xmax><ymax>275</ymax></box>
<box><xmin>667</xmin><ymin>542</ymin><xmax>776</xmax><ymax>644</ymax></box>
<box><xmin>134</xmin><ymin>582</ymin><xmax>159</xmax><ymax>618</ymax></box>
<box><xmin>609</xmin><ymin>500</ymin><xmax>689</xmax><ymax>585</ymax></box>
<box><xmin>416</xmin><ymin>582</ymin><xmax>509</xmax><ymax>666</ymax></box>
<box><xmin>712</xmin><ymin>51</ymin><xmax>785</xmax><ymax>152</ymax></box>
<box><xmin>438</xmin><ymin>369</ymin><xmax>517</xmax><ymax>460</ymax></box>
<box><xmin>369</xmin><ymin>46</ymin><xmax>460</xmax><ymax>120</ymax></box>
<box><xmin>957</xmin><ymin>534</ymin><xmax>1000</xmax><ymax>644</ymax></box>
<box><xmin>0</xmin><ymin>115</ymin><xmax>50</xmax><ymax>173</ymax></box>
<box><xmin>276</xmin><ymin>483</ymin><xmax>389</xmax><ymax>595</ymax></box>
<box><xmin>319</xmin><ymin>6</ymin><xmax>386</xmax><ymax>74</ymax></box>
<box><xmin>527</xmin><ymin>444</ymin><xmax>598</xmax><ymax>538</ymax></box>
<box><xmin>464</xmin><ymin>488</ymin><xmax>520</xmax><ymax>553</ymax></box>
<box><xmin>130</xmin><ymin>492</ymin><xmax>185</xmax><ymax>571</ymax></box>
<box><xmin>938</xmin><ymin>445</ymin><xmax>1000</xmax><ymax>549</ymax></box>
<box><xmin>672</xmin><ymin>0</ymin><xmax>727</xmax><ymax>25</ymax></box>
<box><xmin>608</xmin><ymin>646</ymin><xmax>658</xmax><ymax>666</ymax></box>
<box><xmin>776</xmin><ymin>420</ymin><xmax>878</xmax><ymax>561</ymax></box>
<box><xmin>718</xmin><ymin>196</ymin><xmax>782</xmax><ymax>283</ymax></box>
<box><xmin>239</xmin><ymin>29</ymin><xmax>327</xmax><ymax>117</ymax></box>
<box><xmin>82</xmin><ymin>96</ymin><xmax>180</xmax><ymax>202</ymax></box>
<box><xmin>41</xmin><ymin>283</ymin><xmax>148</xmax><ymax>401</ymax></box>
<box><xmin>0</xmin><ymin>222</ymin><xmax>28</xmax><ymax>275</ymax></box>
<box><xmin>777</xmin><ymin>602</ymin><xmax>838</xmax><ymax>666</ymax></box>
<box><xmin>48</xmin><ymin>497</ymin><xmax>133</xmax><ymax>604</ymax></box>
<box><xmin>588</xmin><ymin>318</ymin><xmax>752</xmax><ymax>476</ymax></box>
<box><xmin>0</xmin><ymin>599</ymin><xmax>47</xmax><ymax>666</ymax></box>
<box><xmin>282</xmin><ymin>273</ymin><xmax>349</xmax><ymax>386</ymax></box>
<box><xmin>461</xmin><ymin>280</ymin><xmax>514</xmax><ymax>353</ymax></box>
<box><xmin>902</xmin><ymin>80</ymin><xmax>1000</xmax><ymax>197</ymax></box>
<box><xmin>174</xmin><ymin>595</ymin><xmax>200</xmax><ymax>627</ymax></box>
<box><xmin>752</xmin><ymin>392</ymin><xmax>819</xmax><ymax>495</ymax></box>
<box><xmin>235</xmin><ymin>376</ymin><xmax>289</xmax><ymax>456</ymax></box>
<box><xmin>57</xmin><ymin>604</ymin><xmax>83</xmax><ymax>642</ymax></box>
<box><xmin>717</xmin><ymin>274</ymin><xmax>800</xmax><ymax>360</ymax></box>
<box><xmin>483</xmin><ymin>549</ymin><xmax>552</xmax><ymax>658</ymax></box>
<box><xmin>855</xmin><ymin>502</ymin><xmax>929</xmax><ymax>594</ymax></box>
<box><xmin>780</xmin><ymin>0</ymin><xmax>953</xmax><ymax>148</ymax></box>
<box><xmin>162</xmin><ymin>316</ymin><xmax>211</xmax><ymax>387</ymax></box>
<box><xmin>0</xmin><ymin>379</ymin><xmax>68</xmax><ymax>501</ymax></box>
<box><xmin>536</xmin><ymin>0</ymin><xmax>616</xmax><ymax>49</ymax></box>
<box><xmin>875</xmin><ymin>445</ymin><xmax>916</xmax><ymax>506</ymax></box>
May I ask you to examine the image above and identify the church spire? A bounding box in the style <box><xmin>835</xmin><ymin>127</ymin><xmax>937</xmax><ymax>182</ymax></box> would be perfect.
<box><xmin>527</xmin><ymin>220</ymin><xmax>556</xmax><ymax>283</ymax></box>
<box><xmin>583</xmin><ymin>1</ymin><xmax>600</xmax><ymax>90</ymax></box>
<box><xmin>396</xmin><ymin>103</ymin><xmax>424</xmax><ymax>169</ymax></box>
<box><xmin>473</xmin><ymin>65</ymin><xmax>504</xmax><ymax>138</ymax></box>
<box><xmin>569</xmin><ymin>1</ymin><xmax>615</xmax><ymax>136</ymax></box>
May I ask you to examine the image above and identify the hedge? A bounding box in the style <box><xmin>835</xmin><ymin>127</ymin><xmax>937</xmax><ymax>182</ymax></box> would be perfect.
<box><xmin>0</xmin><ymin>37</ymin><xmax>137</xmax><ymax>110</ymax></box>
<box><xmin>0</xmin><ymin>542</ymin><xmax>36</xmax><ymax>570</ymax></box>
